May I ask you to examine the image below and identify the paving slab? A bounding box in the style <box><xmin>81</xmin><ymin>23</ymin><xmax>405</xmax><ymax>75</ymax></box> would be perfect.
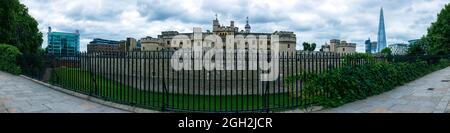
<box><xmin>0</xmin><ymin>71</ymin><xmax>128</xmax><ymax>113</ymax></box>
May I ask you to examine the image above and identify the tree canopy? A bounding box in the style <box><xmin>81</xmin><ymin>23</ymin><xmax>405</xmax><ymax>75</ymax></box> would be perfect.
<box><xmin>425</xmin><ymin>4</ymin><xmax>450</xmax><ymax>55</ymax></box>
<box><xmin>303</xmin><ymin>42</ymin><xmax>316</xmax><ymax>51</ymax></box>
<box><xmin>408</xmin><ymin>4</ymin><xmax>450</xmax><ymax>55</ymax></box>
<box><xmin>0</xmin><ymin>0</ymin><xmax>43</xmax><ymax>54</ymax></box>
<box><xmin>380</xmin><ymin>47</ymin><xmax>392</xmax><ymax>55</ymax></box>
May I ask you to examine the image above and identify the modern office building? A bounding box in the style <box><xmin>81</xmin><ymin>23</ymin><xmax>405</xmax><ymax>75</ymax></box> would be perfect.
<box><xmin>388</xmin><ymin>43</ymin><xmax>409</xmax><ymax>55</ymax></box>
<box><xmin>321</xmin><ymin>39</ymin><xmax>357</xmax><ymax>53</ymax></box>
<box><xmin>46</xmin><ymin>27</ymin><xmax>80</xmax><ymax>56</ymax></box>
<box><xmin>87</xmin><ymin>38</ymin><xmax>121</xmax><ymax>53</ymax></box>
<box><xmin>377</xmin><ymin>7</ymin><xmax>387</xmax><ymax>52</ymax></box>
<box><xmin>365</xmin><ymin>37</ymin><xmax>378</xmax><ymax>54</ymax></box>
<box><xmin>365</xmin><ymin>38</ymin><xmax>372</xmax><ymax>53</ymax></box>
<box><xmin>371</xmin><ymin>42</ymin><xmax>378</xmax><ymax>53</ymax></box>
<box><xmin>87</xmin><ymin>37</ymin><xmax>139</xmax><ymax>53</ymax></box>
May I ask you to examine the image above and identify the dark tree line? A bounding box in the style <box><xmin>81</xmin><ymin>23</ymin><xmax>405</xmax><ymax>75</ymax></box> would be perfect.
<box><xmin>0</xmin><ymin>0</ymin><xmax>43</xmax><ymax>54</ymax></box>
<box><xmin>0</xmin><ymin>0</ymin><xmax>44</xmax><ymax>76</ymax></box>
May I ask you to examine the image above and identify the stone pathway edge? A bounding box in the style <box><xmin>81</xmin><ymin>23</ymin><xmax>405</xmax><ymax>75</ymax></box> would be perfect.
<box><xmin>20</xmin><ymin>75</ymin><xmax>160</xmax><ymax>113</ymax></box>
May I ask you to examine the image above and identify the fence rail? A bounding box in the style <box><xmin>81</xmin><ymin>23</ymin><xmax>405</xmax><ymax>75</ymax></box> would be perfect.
<box><xmin>21</xmin><ymin>51</ymin><xmax>448</xmax><ymax>112</ymax></box>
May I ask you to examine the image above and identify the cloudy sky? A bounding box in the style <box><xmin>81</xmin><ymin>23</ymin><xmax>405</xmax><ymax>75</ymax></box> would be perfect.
<box><xmin>20</xmin><ymin>0</ymin><xmax>449</xmax><ymax>52</ymax></box>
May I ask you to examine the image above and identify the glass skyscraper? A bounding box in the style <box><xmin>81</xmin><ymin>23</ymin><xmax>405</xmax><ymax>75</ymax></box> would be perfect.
<box><xmin>377</xmin><ymin>7</ymin><xmax>387</xmax><ymax>52</ymax></box>
<box><xmin>365</xmin><ymin>38</ymin><xmax>372</xmax><ymax>53</ymax></box>
<box><xmin>46</xmin><ymin>27</ymin><xmax>80</xmax><ymax>56</ymax></box>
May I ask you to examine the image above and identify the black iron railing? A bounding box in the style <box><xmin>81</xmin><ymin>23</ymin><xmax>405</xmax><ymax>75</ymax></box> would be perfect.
<box><xmin>20</xmin><ymin>51</ymin><xmax>449</xmax><ymax>112</ymax></box>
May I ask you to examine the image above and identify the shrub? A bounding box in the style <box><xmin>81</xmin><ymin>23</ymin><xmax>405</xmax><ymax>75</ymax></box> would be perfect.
<box><xmin>342</xmin><ymin>53</ymin><xmax>376</xmax><ymax>66</ymax></box>
<box><xmin>16</xmin><ymin>48</ymin><xmax>46</xmax><ymax>79</ymax></box>
<box><xmin>289</xmin><ymin>57</ymin><xmax>450</xmax><ymax>108</ymax></box>
<box><xmin>0</xmin><ymin>44</ymin><xmax>22</xmax><ymax>74</ymax></box>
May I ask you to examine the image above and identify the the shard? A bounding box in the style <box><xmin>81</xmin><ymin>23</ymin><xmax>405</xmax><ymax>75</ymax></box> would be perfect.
<box><xmin>377</xmin><ymin>7</ymin><xmax>387</xmax><ymax>52</ymax></box>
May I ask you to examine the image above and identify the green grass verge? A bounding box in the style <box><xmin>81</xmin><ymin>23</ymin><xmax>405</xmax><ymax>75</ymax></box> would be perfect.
<box><xmin>50</xmin><ymin>68</ymin><xmax>308</xmax><ymax>112</ymax></box>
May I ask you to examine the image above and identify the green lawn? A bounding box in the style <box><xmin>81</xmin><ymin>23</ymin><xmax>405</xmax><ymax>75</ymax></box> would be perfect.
<box><xmin>50</xmin><ymin>67</ymin><xmax>313</xmax><ymax>112</ymax></box>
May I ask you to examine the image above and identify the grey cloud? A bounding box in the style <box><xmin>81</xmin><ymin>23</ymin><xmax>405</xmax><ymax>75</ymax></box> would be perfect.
<box><xmin>137</xmin><ymin>0</ymin><xmax>183</xmax><ymax>21</ymax></box>
<box><xmin>19</xmin><ymin>0</ymin><xmax>449</xmax><ymax>52</ymax></box>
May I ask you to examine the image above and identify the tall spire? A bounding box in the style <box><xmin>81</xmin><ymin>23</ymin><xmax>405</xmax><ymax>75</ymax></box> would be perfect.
<box><xmin>212</xmin><ymin>13</ymin><xmax>220</xmax><ymax>32</ymax></box>
<box><xmin>377</xmin><ymin>7</ymin><xmax>387</xmax><ymax>52</ymax></box>
<box><xmin>246</xmin><ymin>16</ymin><xmax>249</xmax><ymax>24</ymax></box>
<box><xmin>245</xmin><ymin>16</ymin><xmax>251</xmax><ymax>33</ymax></box>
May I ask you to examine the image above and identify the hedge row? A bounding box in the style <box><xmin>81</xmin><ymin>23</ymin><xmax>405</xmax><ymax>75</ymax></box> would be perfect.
<box><xmin>0</xmin><ymin>44</ymin><xmax>22</xmax><ymax>74</ymax></box>
<box><xmin>289</xmin><ymin>56</ymin><xmax>450</xmax><ymax>108</ymax></box>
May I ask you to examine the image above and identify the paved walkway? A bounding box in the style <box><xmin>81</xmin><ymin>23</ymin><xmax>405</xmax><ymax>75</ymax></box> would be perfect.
<box><xmin>2</xmin><ymin>66</ymin><xmax>450</xmax><ymax>113</ymax></box>
<box><xmin>0</xmin><ymin>71</ymin><xmax>128</xmax><ymax>113</ymax></box>
<box><xmin>318</xmin><ymin>66</ymin><xmax>450</xmax><ymax>113</ymax></box>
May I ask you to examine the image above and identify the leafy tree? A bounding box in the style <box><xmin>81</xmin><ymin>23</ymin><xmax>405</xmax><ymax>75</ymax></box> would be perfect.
<box><xmin>407</xmin><ymin>37</ymin><xmax>427</xmax><ymax>55</ymax></box>
<box><xmin>380</xmin><ymin>47</ymin><xmax>392</xmax><ymax>55</ymax></box>
<box><xmin>0</xmin><ymin>0</ymin><xmax>43</xmax><ymax>54</ymax></box>
<box><xmin>1</xmin><ymin>0</ymin><xmax>44</xmax><ymax>77</ymax></box>
<box><xmin>0</xmin><ymin>44</ymin><xmax>22</xmax><ymax>74</ymax></box>
<box><xmin>427</xmin><ymin>4</ymin><xmax>450</xmax><ymax>55</ymax></box>
<box><xmin>302</xmin><ymin>42</ymin><xmax>310</xmax><ymax>51</ymax></box>
<box><xmin>310</xmin><ymin>43</ymin><xmax>316</xmax><ymax>51</ymax></box>
<box><xmin>302</xmin><ymin>42</ymin><xmax>316</xmax><ymax>51</ymax></box>
<box><xmin>415</xmin><ymin>4</ymin><xmax>450</xmax><ymax>55</ymax></box>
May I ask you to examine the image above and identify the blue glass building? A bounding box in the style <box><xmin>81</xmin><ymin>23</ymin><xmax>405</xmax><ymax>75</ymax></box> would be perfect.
<box><xmin>377</xmin><ymin>7</ymin><xmax>387</xmax><ymax>52</ymax></box>
<box><xmin>365</xmin><ymin>38</ymin><xmax>372</xmax><ymax>53</ymax></box>
<box><xmin>46</xmin><ymin>27</ymin><xmax>80</xmax><ymax>56</ymax></box>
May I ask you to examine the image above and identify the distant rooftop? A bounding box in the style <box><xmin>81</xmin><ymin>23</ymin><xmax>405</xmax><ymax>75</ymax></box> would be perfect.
<box><xmin>89</xmin><ymin>38</ymin><xmax>119</xmax><ymax>45</ymax></box>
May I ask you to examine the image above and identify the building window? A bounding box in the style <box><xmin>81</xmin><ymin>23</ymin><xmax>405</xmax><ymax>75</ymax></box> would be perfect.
<box><xmin>167</xmin><ymin>41</ymin><xmax>170</xmax><ymax>45</ymax></box>
<box><xmin>287</xmin><ymin>44</ymin><xmax>290</xmax><ymax>48</ymax></box>
<box><xmin>343</xmin><ymin>48</ymin><xmax>345</xmax><ymax>51</ymax></box>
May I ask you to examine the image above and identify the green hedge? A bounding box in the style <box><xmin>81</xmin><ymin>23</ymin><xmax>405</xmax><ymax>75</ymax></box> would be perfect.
<box><xmin>0</xmin><ymin>44</ymin><xmax>22</xmax><ymax>74</ymax></box>
<box><xmin>289</xmin><ymin>57</ymin><xmax>450</xmax><ymax>108</ymax></box>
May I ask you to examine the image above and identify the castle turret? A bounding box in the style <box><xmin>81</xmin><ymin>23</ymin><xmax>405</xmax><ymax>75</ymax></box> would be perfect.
<box><xmin>245</xmin><ymin>17</ymin><xmax>251</xmax><ymax>33</ymax></box>
<box><xmin>213</xmin><ymin>14</ymin><xmax>220</xmax><ymax>31</ymax></box>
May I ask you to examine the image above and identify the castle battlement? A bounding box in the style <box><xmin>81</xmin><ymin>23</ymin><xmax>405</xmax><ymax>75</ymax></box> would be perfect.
<box><xmin>140</xmin><ymin>15</ymin><xmax>298</xmax><ymax>52</ymax></box>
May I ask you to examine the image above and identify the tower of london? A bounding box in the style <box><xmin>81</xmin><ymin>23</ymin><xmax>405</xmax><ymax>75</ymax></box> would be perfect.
<box><xmin>140</xmin><ymin>15</ymin><xmax>297</xmax><ymax>52</ymax></box>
